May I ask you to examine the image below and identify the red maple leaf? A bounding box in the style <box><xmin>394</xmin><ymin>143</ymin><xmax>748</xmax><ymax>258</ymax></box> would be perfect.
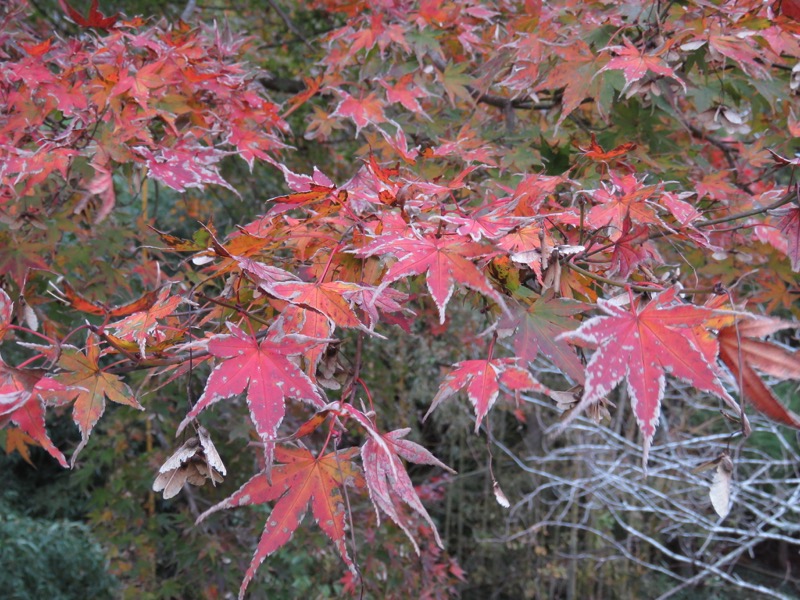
<box><xmin>1</xmin><ymin>360</ymin><xmax>68</xmax><ymax>467</ymax></box>
<box><xmin>57</xmin><ymin>336</ymin><xmax>143</xmax><ymax>463</ymax></box>
<box><xmin>58</xmin><ymin>0</ymin><xmax>119</xmax><ymax>29</ymax></box>
<box><xmin>109</xmin><ymin>287</ymin><xmax>185</xmax><ymax>356</ymax></box>
<box><xmin>357</xmin><ymin>231</ymin><xmax>507</xmax><ymax>323</ymax></box>
<box><xmin>587</xmin><ymin>171</ymin><xmax>662</xmax><ymax>235</ymax></box>
<box><xmin>269</xmin><ymin>280</ymin><xmax>363</xmax><ymax>329</ymax></box>
<box><xmin>426</xmin><ymin>358</ymin><xmax>551</xmax><ymax>431</ymax></box>
<box><xmin>197</xmin><ymin>446</ymin><xmax>364</xmax><ymax>600</ymax></box>
<box><xmin>177</xmin><ymin>323</ymin><xmax>324</xmax><ymax>463</ymax></box>
<box><xmin>361</xmin><ymin>428</ymin><xmax>455</xmax><ymax>553</ymax></box>
<box><xmin>577</xmin><ymin>133</ymin><xmax>637</xmax><ymax>162</ymax></box>
<box><xmin>776</xmin><ymin>206</ymin><xmax>800</xmax><ymax>272</ymax></box>
<box><xmin>135</xmin><ymin>143</ymin><xmax>236</xmax><ymax>194</ymax></box>
<box><xmin>268</xmin><ymin>305</ymin><xmax>334</xmax><ymax>377</ymax></box>
<box><xmin>534</xmin><ymin>40</ymin><xmax>604</xmax><ymax>126</ymax></box>
<box><xmin>380</xmin><ymin>73</ymin><xmax>429</xmax><ymax>113</ymax></box>
<box><xmin>608</xmin><ymin>215</ymin><xmax>660</xmax><ymax>278</ymax></box>
<box><xmin>0</xmin><ymin>288</ymin><xmax>11</xmax><ymax>338</ymax></box>
<box><xmin>57</xmin><ymin>281</ymin><xmax>160</xmax><ymax>318</ymax></box>
<box><xmin>331</xmin><ymin>91</ymin><xmax>386</xmax><ymax>135</ymax></box>
<box><xmin>598</xmin><ymin>38</ymin><xmax>685</xmax><ymax>92</ymax></box>
<box><xmin>439</xmin><ymin>206</ymin><xmax>527</xmax><ymax>242</ymax></box>
<box><xmin>716</xmin><ymin>317</ymin><xmax>800</xmax><ymax>428</ymax></box>
<box><xmin>559</xmin><ymin>287</ymin><xmax>734</xmax><ymax>463</ymax></box>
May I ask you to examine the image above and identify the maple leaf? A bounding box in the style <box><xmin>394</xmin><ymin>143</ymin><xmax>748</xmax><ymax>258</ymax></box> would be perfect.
<box><xmin>197</xmin><ymin>446</ymin><xmax>365</xmax><ymax>600</ymax></box>
<box><xmin>380</xmin><ymin>73</ymin><xmax>429</xmax><ymax>114</ymax></box>
<box><xmin>426</xmin><ymin>358</ymin><xmax>551</xmax><ymax>431</ymax></box>
<box><xmin>361</xmin><ymin>428</ymin><xmax>455</xmax><ymax>553</ymax></box>
<box><xmin>4</xmin><ymin>428</ymin><xmax>37</xmax><ymax>466</ymax></box>
<box><xmin>55</xmin><ymin>281</ymin><xmax>160</xmax><ymax>317</ymax></box>
<box><xmin>0</xmin><ymin>288</ymin><xmax>11</xmax><ymax>338</ymax></box>
<box><xmin>268</xmin><ymin>305</ymin><xmax>334</xmax><ymax>377</ymax></box>
<box><xmin>58</xmin><ymin>0</ymin><xmax>119</xmax><ymax>29</ymax></box>
<box><xmin>535</xmin><ymin>40</ymin><xmax>605</xmax><ymax>126</ymax></box>
<box><xmin>438</xmin><ymin>61</ymin><xmax>474</xmax><ymax>106</ymax></box>
<box><xmin>776</xmin><ymin>206</ymin><xmax>800</xmax><ymax>272</ymax></box>
<box><xmin>1</xmin><ymin>359</ymin><xmax>69</xmax><ymax>467</ymax></box>
<box><xmin>109</xmin><ymin>287</ymin><xmax>186</xmax><ymax>356</ymax></box>
<box><xmin>587</xmin><ymin>171</ymin><xmax>662</xmax><ymax>236</ymax></box>
<box><xmin>598</xmin><ymin>38</ymin><xmax>685</xmax><ymax>92</ymax></box>
<box><xmin>109</xmin><ymin>60</ymin><xmax>167</xmax><ymax>110</ymax></box>
<box><xmin>57</xmin><ymin>336</ymin><xmax>143</xmax><ymax>464</ymax></box>
<box><xmin>577</xmin><ymin>133</ymin><xmax>637</xmax><ymax>162</ymax></box>
<box><xmin>502</xmin><ymin>290</ymin><xmax>587</xmax><ymax>384</ymax></box>
<box><xmin>439</xmin><ymin>206</ymin><xmax>528</xmax><ymax>242</ymax></box>
<box><xmin>356</xmin><ymin>231</ymin><xmax>508</xmax><ymax>323</ymax></box>
<box><xmin>608</xmin><ymin>215</ymin><xmax>660</xmax><ymax>278</ymax></box>
<box><xmin>331</xmin><ymin>91</ymin><xmax>386</xmax><ymax>136</ymax></box>
<box><xmin>135</xmin><ymin>143</ymin><xmax>236</xmax><ymax>194</ymax></box>
<box><xmin>176</xmin><ymin>323</ymin><xmax>324</xmax><ymax>465</ymax></box>
<box><xmin>716</xmin><ymin>317</ymin><xmax>800</xmax><ymax>428</ymax></box>
<box><xmin>558</xmin><ymin>287</ymin><xmax>734</xmax><ymax>464</ymax></box>
<box><xmin>0</xmin><ymin>232</ymin><xmax>50</xmax><ymax>288</ymax></box>
<box><xmin>0</xmin><ymin>397</ymin><xmax>68</xmax><ymax>468</ymax></box>
<box><xmin>269</xmin><ymin>280</ymin><xmax>364</xmax><ymax>330</ymax></box>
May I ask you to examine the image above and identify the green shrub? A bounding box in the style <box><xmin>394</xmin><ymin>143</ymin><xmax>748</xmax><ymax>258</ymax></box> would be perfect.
<box><xmin>0</xmin><ymin>505</ymin><xmax>118</xmax><ymax>600</ymax></box>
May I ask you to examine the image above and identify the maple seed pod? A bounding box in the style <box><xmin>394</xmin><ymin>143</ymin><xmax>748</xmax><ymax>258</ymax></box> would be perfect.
<box><xmin>153</xmin><ymin>428</ymin><xmax>226</xmax><ymax>499</ymax></box>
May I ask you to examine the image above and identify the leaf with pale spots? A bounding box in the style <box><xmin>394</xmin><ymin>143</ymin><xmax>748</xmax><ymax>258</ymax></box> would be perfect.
<box><xmin>356</xmin><ymin>231</ymin><xmax>507</xmax><ymax>324</ymax></box>
<box><xmin>1</xmin><ymin>359</ymin><xmax>69</xmax><ymax>467</ymax></box>
<box><xmin>57</xmin><ymin>336</ymin><xmax>142</xmax><ymax>465</ymax></box>
<box><xmin>558</xmin><ymin>287</ymin><xmax>734</xmax><ymax>465</ymax></box>
<box><xmin>109</xmin><ymin>287</ymin><xmax>186</xmax><ymax>356</ymax></box>
<box><xmin>177</xmin><ymin>323</ymin><xmax>324</xmax><ymax>466</ymax></box>
<box><xmin>197</xmin><ymin>446</ymin><xmax>364</xmax><ymax>600</ymax></box>
<box><xmin>425</xmin><ymin>358</ymin><xmax>551</xmax><ymax>431</ymax></box>
<box><xmin>361</xmin><ymin>428</ymin><xmax>455</xmax><ymax>554</ymax></box>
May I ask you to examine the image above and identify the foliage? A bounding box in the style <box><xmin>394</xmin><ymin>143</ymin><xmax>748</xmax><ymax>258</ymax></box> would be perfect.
<box><xmin>2</xmin><ymin>0</ymin><xmax>800</xmax><ymax>598</ymax></box>
<box><xmin>0</xmin><ymin>501</ymin><xmax>119</xmax><ymax>600</ymax></box>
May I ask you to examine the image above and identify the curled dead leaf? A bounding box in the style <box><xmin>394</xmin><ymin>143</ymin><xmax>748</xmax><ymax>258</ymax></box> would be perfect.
<box><xmin>493</xmin><ymin>480</ymin><xmax>510</xmax><ymax>508</ymax></box>
<box><xmin>708</xmin><ymin>453</ymin><xmax>733</xmax><ymax>519</ymax></box>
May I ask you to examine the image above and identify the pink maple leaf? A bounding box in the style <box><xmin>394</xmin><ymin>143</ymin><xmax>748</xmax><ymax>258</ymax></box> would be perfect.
<box><xmin>426</xmin><ymin>358</ymin><xmax>550</xmax><ymax>431</ymax></box>
<box><xmin>776</xmin><ymin>206</ymin><xmax>800</xmax><ymax>272</ymax></box>
<box><xmin>608</xmin><ymin>216</ymin><xmax>660</xmax><ymax>278</ymax></box>
<box><xmin>362</xmin><ymin>428</ymin><xmax>455</xmax><ymax>553</ymax></box>
<box><xmin>331</xmin><ymin>91</ymin><xmax>386</xmax><ymax>136</ymax></box>
<box><xmin>1</xmin><ymin>359</ymin><xmax>69</xmax><ymax>467</ymax></box>
<box><xmin>177</xmin><ymin>323</ymin><xmax>324</xmax><ymax>464</ymax></box>
<box><xmin>356</xmin><ymin>231</ymin><xmax>507</xmax><ymax>323</ymax></box>
<box><xmin>587</xmin><ymin>171</ymin><xmax>662</xmax><ymax>236</ymax></box>
<box><xmin>558</xmin><ymin>287</ymin><xmax>734</xmax><ymax>464</ymax></box>
<box><xmin>598</xmin><ymin>38</ymin><xmax>686</xmax><ymax>92</ymax></box>
<box><xmin>379</xmin><ymin>73</ymin><xmax>429</xmax><ymax>114</ymax></box>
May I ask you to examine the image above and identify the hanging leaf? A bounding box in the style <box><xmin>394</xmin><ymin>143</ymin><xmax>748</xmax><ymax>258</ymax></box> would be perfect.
<box><xmin>717</xmin><ymin>316</ymin><xmax>800</xmax><ymax>428</ymax></box>
<box><xmin>709</xmin><ymin>453</ymin><xmax>734</xmax><ymax>519</ymax></box>
<box><xmin>197</xmin><ymin>446</ymin><xmax>364</xmax><ymax>600</ymax></box>
<box><xmin>559</xmin><ymin>287</ymin><xmax>734</xmax><ymax>465</ymax></box>
<box><xmin>426</xmin><ymin>358</ymin><xmax>551</xmax><ymax>431</ymax></box>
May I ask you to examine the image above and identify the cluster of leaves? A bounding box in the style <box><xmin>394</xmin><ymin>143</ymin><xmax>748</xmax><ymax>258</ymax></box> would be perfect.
<box><xmin>2</xmin><ymin>0</ymin><xmax>800</xmax><ymax>596</ymax></box>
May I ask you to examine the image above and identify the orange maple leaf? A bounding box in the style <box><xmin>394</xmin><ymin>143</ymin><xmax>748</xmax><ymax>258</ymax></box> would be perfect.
<box><xmin>197</xmin><ymin>446</ymin><xmax>365</xmax><ymax>600</ymax></box>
